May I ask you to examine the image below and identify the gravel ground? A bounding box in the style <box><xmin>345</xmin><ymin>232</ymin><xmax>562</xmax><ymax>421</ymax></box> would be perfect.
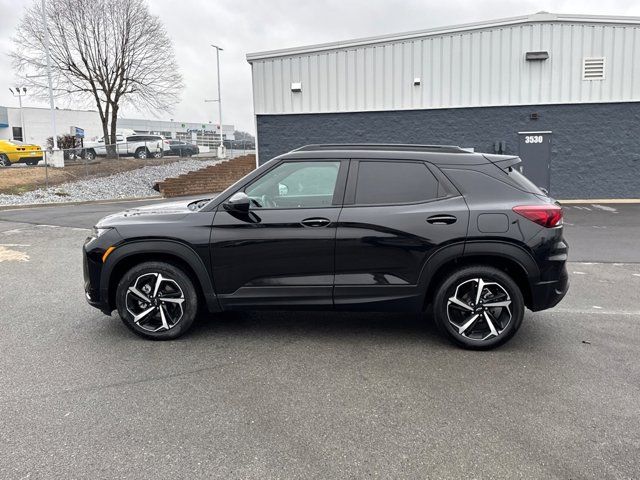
<box><xmin>0</xmin><ymin>159</ymin><xmax>220</xmax><ymax>206</ymax></box>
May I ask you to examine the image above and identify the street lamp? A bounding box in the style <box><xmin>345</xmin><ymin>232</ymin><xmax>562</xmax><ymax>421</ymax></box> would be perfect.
<box><xmin>205</xmin><ymin>44</ymin><xmax>225</xmax><ymax>159</ymax></box>
<box><xmin>41</xmin><ymin>0</ymin><xmax>59</xmax><ymax>154</ymax></box>
<box><xmin>9</xmin><ymin>87</ymin><xmax>27</xmax><ymax>142</ymax></box>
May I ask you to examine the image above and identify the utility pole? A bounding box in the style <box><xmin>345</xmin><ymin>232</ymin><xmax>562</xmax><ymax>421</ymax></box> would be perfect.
<box><xmin>9</xmin><ymin>87</ymin><xmax>27</xmax><ymax>142</ymax></box>
<box><xmin>210</xmin><ymin>44</ymin><xmax>225</xmax><ymax>158</ymax></box>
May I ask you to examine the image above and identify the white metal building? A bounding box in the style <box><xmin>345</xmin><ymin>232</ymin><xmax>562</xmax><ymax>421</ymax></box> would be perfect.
<box><xmin>0</xmin><ymin>105</ymin><xmax>235</xmax><ymax>149</ymax></box>
<box><xmin>247</xmin><ymin>12</ymin><xmax>640</xmax><ymax>198</ymax></box>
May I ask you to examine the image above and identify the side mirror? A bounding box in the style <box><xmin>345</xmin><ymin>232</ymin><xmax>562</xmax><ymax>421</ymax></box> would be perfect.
<box><xmin>224</xmin><ymin>191</ymin><xmax>250</xmax><ymax>213</ymax></box>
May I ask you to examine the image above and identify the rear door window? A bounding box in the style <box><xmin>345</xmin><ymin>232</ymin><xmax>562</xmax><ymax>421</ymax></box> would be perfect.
<box><xmin>354</xmin><ymin>161</ymin><xmax>440</xmax><ymax>205</ymax></box>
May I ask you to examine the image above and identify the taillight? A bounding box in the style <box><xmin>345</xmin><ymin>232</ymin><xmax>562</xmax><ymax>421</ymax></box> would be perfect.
<box><xmin>513</xmin><ymin>205</ymin><xmax>563</xmax><ymax>228</ymax></box>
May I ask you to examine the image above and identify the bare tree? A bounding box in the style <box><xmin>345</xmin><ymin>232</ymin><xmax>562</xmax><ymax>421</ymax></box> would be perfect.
<box><xmin>12</xmin><ymin>0</ymin><xmax>183</xmax><ymax>156</ymax></box>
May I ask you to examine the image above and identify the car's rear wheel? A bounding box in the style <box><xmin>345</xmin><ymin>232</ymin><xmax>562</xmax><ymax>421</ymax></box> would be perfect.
<box><xmin>0</xmin><ymin>154</ymin><xmax>11</xmax><ymax>167</ymax></box>
<box><xmin>152</xmin><ymin>150</ymin><xmax>163</xmax><ymax>159</ymax></box>
<box><xmin>116</xmin><ymin>261</ymin><xmax>199</xmax><ymax>340</ymax></box>
<box><xmin>433</xmin><ymin>265</ymin><xmax>524</xmax><ymax>350</ymax></box>
<box><xmin>83</xmin><ymin>149</ymin><xmax>96</xmax><ymax>161</ymax></box>
<box><xmin>135</xmin><ymin>148</ymin><xmax>149</xmax><ymax>159</ymax></box>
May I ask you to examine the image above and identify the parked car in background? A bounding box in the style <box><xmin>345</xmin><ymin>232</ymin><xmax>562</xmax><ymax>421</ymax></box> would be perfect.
<box><xmin>166</xmin><ymin>140</ymin><xmax>199</xmax><ymax>157</ymax></box>
<box><xmin>83</xmin><ymin>143</ymin><xmax>569</xmax><ymax>349</ymax></box>
<box><xmin>0</xmin><ymin>139</ymin><xmax>43</xmax><ymax>166</ymax></box>
<box><xmin>82</xmin><ymin>134</ymin><xmax>171</xmax><ymax>160</ymax></box>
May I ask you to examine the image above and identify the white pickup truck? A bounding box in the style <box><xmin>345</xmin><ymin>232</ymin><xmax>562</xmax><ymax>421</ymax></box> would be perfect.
<box><xmin>82</xmin><ymin>134</ymin><xmax>171</xmax><ymax>160</ymax></box>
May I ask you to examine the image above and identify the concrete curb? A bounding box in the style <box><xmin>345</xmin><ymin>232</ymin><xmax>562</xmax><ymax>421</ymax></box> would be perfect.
<box><xmin>0</xmin><ymin>196</ymin><xmax>164</xmax><ymax>211</ymax></box>
<box><xmin>558</xmin><ymin>199</ymin><xmax>640</xmax><ymax>204</ymax></box>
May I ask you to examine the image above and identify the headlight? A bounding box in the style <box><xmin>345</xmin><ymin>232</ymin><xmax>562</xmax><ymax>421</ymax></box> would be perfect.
<box><xmin>92</xmin><ymin>226</ymin><xmax>112</xmax><ymax>238</ymax></box>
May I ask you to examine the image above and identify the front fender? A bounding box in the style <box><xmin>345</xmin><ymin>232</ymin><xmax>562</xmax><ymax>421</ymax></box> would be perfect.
<box><xmin>100</xmin><ymin>239</ymin><xmax>220</xmax><ymax>313</ymax></box>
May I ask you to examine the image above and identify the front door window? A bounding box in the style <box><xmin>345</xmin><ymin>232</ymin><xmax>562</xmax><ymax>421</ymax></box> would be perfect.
<box><xmin>245</xmin><ymin>161</ymin><xmax>340</xmax><ymax>209</ymax></box>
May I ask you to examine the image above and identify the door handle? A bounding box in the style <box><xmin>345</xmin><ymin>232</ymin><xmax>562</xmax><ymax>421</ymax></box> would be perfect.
<box><xmin>427</xmin><ymin>214</ymin><xmax>457</xmax><ymax>225</ymax></box>
<box><xmin>301</xmin><ymin>217</ymin><xmax>331</xmax><ymax>227</ymax></box>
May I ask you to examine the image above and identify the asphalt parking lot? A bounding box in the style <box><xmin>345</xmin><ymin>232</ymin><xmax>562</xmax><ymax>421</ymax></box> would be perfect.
<box><xmin>0</xmin><ymin>200</ymin><xmax>639</xmax><ymax>479</ymax></box>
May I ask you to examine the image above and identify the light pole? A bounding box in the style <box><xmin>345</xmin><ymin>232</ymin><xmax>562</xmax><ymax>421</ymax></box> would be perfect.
<box><xmin>41</xmin><ymin>0</ymin><xmax>59</xmax><ymax>154</ymax></box>
<box><xmin>209</xmin><ymin>44</ymin><xmax>225</xmax><ymax>158</ymax></box>
<box><xmin>9</xmin><ymin>87</ymin><xmax>27</xmax><ymax>142</ymax></box>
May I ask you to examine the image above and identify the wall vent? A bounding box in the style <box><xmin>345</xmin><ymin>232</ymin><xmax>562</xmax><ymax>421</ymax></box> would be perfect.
<box><xmin>583</xmin><ymin>57</ymin><xmax>605</xmax><ymax>80</ymax></box>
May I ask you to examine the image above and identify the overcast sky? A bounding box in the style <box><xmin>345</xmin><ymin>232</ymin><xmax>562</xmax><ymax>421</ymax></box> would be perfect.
<box><xmin>1</xmin><ymin>0</ymin><xmax>639</xmax><ymax>134</ymax></box>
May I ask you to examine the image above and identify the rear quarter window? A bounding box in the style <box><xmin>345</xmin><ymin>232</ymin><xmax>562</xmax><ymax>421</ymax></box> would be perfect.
<box><xmin>503</xmin><ymin>166</ymin><xmax>545</xmax><ymax>195</ymax></box>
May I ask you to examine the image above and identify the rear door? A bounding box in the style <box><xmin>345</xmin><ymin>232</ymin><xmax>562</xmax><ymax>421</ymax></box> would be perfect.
<box><xmin>334</xmin><ymin>159</ymin><xmax>469</xmax><ymax>310</ymax></box>
<box><xmin>115</xmin><ymin>135</ymin><xmax>127</xmax><ymax>155</ymax></box>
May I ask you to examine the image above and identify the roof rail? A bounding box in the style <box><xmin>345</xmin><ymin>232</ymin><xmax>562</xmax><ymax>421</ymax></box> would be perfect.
<box><xmin>292</xmin><ymin>143</ymin><xmax>468</xmax><ymax>154</ymax></box>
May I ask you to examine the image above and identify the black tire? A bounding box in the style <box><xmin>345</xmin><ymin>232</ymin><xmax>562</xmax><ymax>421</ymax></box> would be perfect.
<box><xmin>433</xmin><ymin>265</ymin><xmax>524</xmax><ymax>350</ymax></box>
<box><xmin>83</xmin><ymin>149</ymin><xmax>96</xmax><ymax>161</ymax></box>
<box><xmin>116</xmin><ymin>261</ymin><xmax>199</xmax><ymax>340</ymax></box>
<box><xmin>152</xmin><ymin>150</ymin><xmax>164</xmax><ymax>159</ymax></box>
<box><xmin>135</xmin><ymin>147</ymin><xmax>149</xmax><ymax>159</ymax></box>
<box><xmin>26</xmin><ymin>159</ymin><xmax>39</xmax><ymax>166</ymax></box>
<box><xmin>0</xmin><ymin>154</ymin><xmax>11</xmax><ymax>167</ymax></box>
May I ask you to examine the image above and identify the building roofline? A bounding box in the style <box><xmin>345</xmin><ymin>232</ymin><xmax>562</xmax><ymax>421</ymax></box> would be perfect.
<box><xmin>246</xmin><ymin>11</ymin><xmax>640</xmax><ymax>62</ymax></box>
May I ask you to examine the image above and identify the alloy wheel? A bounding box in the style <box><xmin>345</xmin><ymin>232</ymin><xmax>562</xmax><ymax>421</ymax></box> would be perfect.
<box><xmin>125</xmin><ymin>272</ymin><xmax>186</xmax><ymax>332</ymax></box>
<box><xmin>446</xmin><ymin>278</ymin><xmax>512</xmax><ymax>341</ymax></box>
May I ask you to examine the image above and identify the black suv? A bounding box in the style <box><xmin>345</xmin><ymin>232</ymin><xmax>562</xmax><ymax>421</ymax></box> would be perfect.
<box><xmin>83</xmin><ymin>144</ymin><xmax>568</xmax><ymax>349</ymax></box>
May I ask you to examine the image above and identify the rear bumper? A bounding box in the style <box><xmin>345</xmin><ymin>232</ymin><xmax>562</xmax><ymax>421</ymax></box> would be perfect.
<box><xmin>529</xmin><ymin>264</ymin><xmax>569</xmax><ymax>311</ymax></box>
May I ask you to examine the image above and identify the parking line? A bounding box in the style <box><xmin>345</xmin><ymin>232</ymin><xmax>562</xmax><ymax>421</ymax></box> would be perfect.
<box><xmin>549</xmin><ymin>308</ymin><xmax>640</xmax><ymax>316</ymax></box>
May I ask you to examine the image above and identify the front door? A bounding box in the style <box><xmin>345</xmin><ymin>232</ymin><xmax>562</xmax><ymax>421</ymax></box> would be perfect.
<box><xmin>518</xmin><ymin>131</ymin><xmax>552</xmax><ymax>192</ymax></box>
<box><xmin>211</xmin><ymin>159</ymin><xmax>348</xmax><ymax>309</ymax></box>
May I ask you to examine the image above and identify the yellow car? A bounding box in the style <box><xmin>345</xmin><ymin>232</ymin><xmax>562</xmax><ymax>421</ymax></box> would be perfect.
<box><xmin>0</xmin><ymin>140</ymin><xmax>43</xmax><ymax>166</ymax></box>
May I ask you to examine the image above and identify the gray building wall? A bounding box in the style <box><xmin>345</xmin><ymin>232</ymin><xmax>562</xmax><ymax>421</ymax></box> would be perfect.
<box><xmin>256</xmin><ymin>102</ymin><xmax>640</xmax><ymax>199</ymax></box>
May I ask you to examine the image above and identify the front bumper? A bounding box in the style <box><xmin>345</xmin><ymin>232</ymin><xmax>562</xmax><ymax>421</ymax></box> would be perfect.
<box><xmin>83</xmin><ymin>243</ymin><xmax>109</xmax><ymax>313</ymax></box>
<box><xmin>83</xmin><ymin>229</ymin><xmax>123</xmax><ymax>315</ymax></box>
<box><xmin>17</xmin><ymin>156</ymin><xmax>43</xmax><ymax>164</ymax></box>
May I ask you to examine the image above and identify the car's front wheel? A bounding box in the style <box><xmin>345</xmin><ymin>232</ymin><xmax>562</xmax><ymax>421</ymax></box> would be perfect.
<box><xmin>116</xmin><ymin>261</ymin><xmax>199</xmax><ymax>340</ymax></box>
<box><xmin>433</xmin><ymin>266</ymin><xmax>524</xmax><ymax>350</ymax></box>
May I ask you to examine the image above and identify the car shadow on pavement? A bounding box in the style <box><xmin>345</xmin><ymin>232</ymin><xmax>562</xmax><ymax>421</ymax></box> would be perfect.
<box><xmin>99</xmin><ymin>308</ymin><xmax>543</xmax><ymax>352</ymax></box>
<box><xmin>186</xmin><ymin>310</ymin><xmax>451</xmax><ymax>348</ymax></box>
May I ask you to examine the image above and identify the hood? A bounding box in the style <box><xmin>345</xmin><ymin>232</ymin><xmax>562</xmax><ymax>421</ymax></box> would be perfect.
<box><xmin>97</xmin><ymin>198</ymin><xmax>208</xmax><ymax>227</ymax></box>
<box><xmin>124</xmin><ymin>199</ymin><xmax>195</xmax><ymax>215</ymax></box>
